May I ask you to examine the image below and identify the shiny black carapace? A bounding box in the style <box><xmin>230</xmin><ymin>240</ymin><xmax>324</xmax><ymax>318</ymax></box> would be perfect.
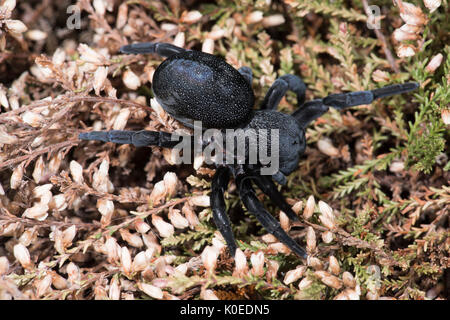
<box><xmin>79</xmin><ymin>42</ymin><xmax>419</xmax><ymax>259</ymax></box>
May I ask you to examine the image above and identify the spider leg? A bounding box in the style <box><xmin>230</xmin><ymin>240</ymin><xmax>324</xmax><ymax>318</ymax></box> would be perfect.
<box><xmin>251</xmin><ymin>175</ymin><xmax>299</xmax><ymax>222</ymax></box>
<box><xmin>211</xmin><ymin>166</ymin><xmax>237</xmax><ymax>257</ymax></box>
<box><xmin>261</xmin><ymin>74</ymin><xmax>306</xmax><ymax>110</ymax></box>
<box><xmin>238</xmin><ymin>67</ymin><xmax>253</xmax><ymax>86</ymax></box>
<box><xmin>237</xmin><ymin>176</ymin><xmax>307</xmax><ymax>258</ymax></box>
<box><xmin>119</xmin><ymin>42</ymin><xmax>186</xmax><ymax>57</ymax></box>
<box><xmin>292</xmin><ymin>82</ymin><xmax>419</xmax><ymax>128</ymax></box>
<box><xmin>78</xmin><ymin>130</ymin><xmax>185</xmax><ymax>148</ymax></box>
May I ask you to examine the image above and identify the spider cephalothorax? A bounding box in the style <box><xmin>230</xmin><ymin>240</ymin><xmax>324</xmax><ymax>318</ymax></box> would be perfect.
<box><xmin>79</xmin><ymin>42</ymin><xmax>419</xmax><ymax>259</ymax></box>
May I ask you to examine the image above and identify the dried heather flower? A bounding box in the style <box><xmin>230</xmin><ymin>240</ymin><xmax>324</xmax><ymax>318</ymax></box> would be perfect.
<box><xmin>397</xmin><ymin>44</ymin><xmax>416</xmax><ymax>58</ymax></box>
<box><xmin>261</xmin><ymin>234</ymin><xmax>277</xmax><ymax>243</ymax></box>
<box><xmin>163</xmin><ymin>172</ymin><xmax>178</xmax><ymax>197</ymax></box>
<box><xmin>190</xmin><ymin>195</ymin><xmax>210</xmax><ymax>207</ymax></box>
<box><xmin>120</xmin><ymin>229</ymin><xmax>143</xmax><ymax>248</ymax></box>
<box><xmin>321</xmin><ymin>231</ymin><xmax>334</xmax><ymax>243</ymax></box>
<box><xmin>35</xmin><ymin>274</ymin><xmax>52</xmax><ymax>298</ymax></box>
<box><xmin>182</xmin><ymin>202</ymin><xmax>199</xmax><ymax>228</ymax></box>
<box><xmin>5</xmin><ymin>19</ymin><xmax>27</xmax><ymax>34</ymax></box>
<box><xmin>393</xmin><ymin>28</ymin><xmax>419</xmax><ymax>42</ymax></box>
<box><xmin>245</xmin><ymin>11</ymin><xmax>263</xmax><ymax>24</ymax></box>
<box><xmin>135</xmin><ymin>219</ymin><xmax>151</xmax><ymax>234</ymax></box>
<box><xmin>291</xmin><ymin>201</ymin><xmax>303</xmax><ymax>215</ymax></box>
<box><xmin>342</xmin><ymin>271</ymin><xmax>356</xmax><ymax>288</ymax></box>
<box><xmin>123</xmin><ymin>69</ymin><xmax>141</xmax><ymax>90</ymax></box>
<box><xmin>108</xmin><ymin>278</ymin><xmax>121</xmax><ymax>300</ymax></box>
<box><xmin>181</xmin><ymin>10</ymin><xmax>202</xmax><ymax>24</ymax></box>
<box><xmin>0</xmin><ymin>129</ymin><xmax>17</xmax><ymax>144</ymax></box>
<box><xmin>69</xmin><ymin>160</ymin><xmax>84</xmax><ymax>184</ymax></box>
<box><xmin>307</xmin><ymin>256</ymin><xmax>324</xmax><ymax>270</ymax></box>
<box><xmin>298</xmin><ymin>277</ymin><xmax>313</xmax><ymax>290</ymax></box>
<box><xmin>173</xmin><ymin>31</ymin><xmax>185</xmax><ymax>47</ymax></box>
<box><xmin>21</xmin><ymin>111</ymin><xmax>44</xmax><ymax>127</ymax></box>
<box><xmin>202</xmin><ymin>38</ymin><xmax>214</xmax><ymax>54</ymax></box>
<box><xmin>318</xmin><ymin>201</ymin><xmax>336</xmax><ymax>230</ymax></box>
<box><xmin>149</xmin><ymin>181</ymin><xmax>167</xmax><ymax>205</ymax></box>
<box><xmin>104</xmin><ymin>237</ymin><xmax>120</xmax><ymax>263</ymax></box>
<box><xmin>424</xmin><ymin>0</ymin><xmax>441</xmax><ymax>12</ymax></box>
<box><xmin>317</xmin><ymin>138</ymin><xmax>339</xmax><ymax>157</ymax></box>
<box><xmin>315</xmin><ymin>271</ymin><xmax>343</xmax><ymax>289</ymax></box>
<box><xmin>328</xmin><ymin>256</ymin><xmax>340</xmax><ymax>275</ymax></box>
<box><xmin>250</xmin><ymin>251</ymin><xmax>265</xmax><ymax>276</ymax></box>
<box><xmin>201</xmin><ymin>246</ymin><xmax>219</xmax><ymax>274</ymax></box>
<box><xmin>113</xmin><ymin>108</ymin><xmax>130</xmax><ymax>130</ymax></box>
<box><xmin>151</xmin><ymin>215</ymin><xmax>174</xmax><ymax>238</ymax></box>
<box><xmin>279</xmin><ymin>211</ymin><xmax>290</xmax><ymax>231</ymax></box>
<box><xmin>25</xmin><ymin>30</ymin><xmax>47</xmax><ymax>41</ymax></box>
<box><xmin>425</xmin><ymin>53</ymin><xmax>443</xmax><ymax>73</ymax></box>
<box><xmin>32</xmin><ymin>156</ymin><xmax>45</xmax><ymax>183</ymax></box>
<box><xmin>1</xmin><ymin>0</ymin><xmax>16</xmax><ymax>13</ymax></box>
<box><xmin>399</xmin><ymin>2</ymin><xmax>428</xmax><ymax>26</ymax></box>
<box><xmin>372</xmin><ymin>70</ymin><xmax>390</xmax><ymax>82</ymax></box>
<box><xmin>93</xmin><ymin>159</ymin><xmax>113</xmax><ymax>193</ymax></box>
<box><xmin>0</xmin><ymin>87</ymin><xmax>9</xmax><ymax>109</ymax></box>
<box><xmin>120</xmin><ymin>246</ymin><xmax>132</xmax><ymax>275</ymax></box>
<box><xmin>138</xmin><ymin>282</ymin><xmax>163</xmax><ymax>299</ymax></box>
<box><xmin>284</xmin><ymin>266</ymin><xmax>306</xmax><ymax>285</ymax></box>
<box><xmin>93</xmin><ymin>0</ymin><xmax>106</xmax><ymax>15</ymax></box>
<box><xmin>303</xmin><ymin>195</ymin><xmax>315</xmax><ymax>219</ymax></box>
<box><xmin>78</xmin><ymin>43</ymin><xmax>105</xmax><ymax>64</ymax></box>
<box><xmin>306</xmin><ymin>227</ymin><xmax>316</xmax><ymax>253</ymax></box>
<box><xmin>0</xmin><ymin>182</ymin><xmax>4</xmax><ymax>196</ymax></box>
<box><xmin>132</xmin><ymin>251</ymin><xmax>149</xmax><ymax>272</ymax></box>
<box><xmin>62</xmin><ymin>225</ymin><xmax>76</xmax><ymax>248</ymax></box>
<box><xmin>13</xmin><ymin>243</ymin><xmax>32</xmax><ymax>270</ymax></box>
<box><xmin>93</xmin><ymin>66</ymin><xmax>108</xmax><ymax>95</ymax></box>
<box><xmin>22</xmin><ymin>204</ymin><xmax>49</xmax><ymax>221</ymax></box>
<box><xmin>10</xmin><ymin>164</ymin><xmax>23</xmax><ymax>189</ymax></box>
<box><xmin>201</xmin><ymin>289</ymin><xmax>219</xmax><ymax>300</ymax></box>
<box><xmin>262</xmin><ymin>14</ymin><xmax>285</xmax><ymax>27</ymax></box>
<box><xmin>441</xmin><ymin>109</ymin><xmax>450</xmax><ymax>125</ymax></box>
<box><xmin>0</xmin><ymin>256</ymin><xmax>10</xmax><ymax>275</ymax></box>
<box><xmin>233</xmin><ymin>248</ymin><xmax>248</xmax><ymax>277</ymax></box>
<box><xmin>168</xmin><ymin>209</ymin><xmax>189</xmax><ymax>229</ymax></box>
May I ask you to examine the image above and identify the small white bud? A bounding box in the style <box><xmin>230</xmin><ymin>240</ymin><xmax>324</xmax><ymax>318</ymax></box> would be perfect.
<box><xmin>284</xmin><ymin>266</ymin><xmax>306</xmax><ymax>285</ymax></box>
<box><xmin>262</xmin><ymin>14</ymin><xmax>285</xmax><ymax>28</ymax></box>
<box><xmin>69</xmin><ymin>160</ymin><xmax>84</xmax><ymax>184</ymax></box>
<box><xmin>151</xmin><ymin>215</ymin><xmax>174</xmax><ymax>238</ymax></box>
<box><xmin>5</xmin><ymin>19</ymin><xmax>27</xmax><ymax>34</ymax></box>
<box><xmin>425</xmin><ymin>53</ymin><xmax>443</xmax><ymax>73</ymax></box>
<box><xmin>13</xmin><ymin>243</ymin><xmax>32</xmax><ymax>269</ymax></box>
<box><xmin>138</xmin><ymin>282</ymin><xmax>163</xmax><ymax>299</ymax></box>
<box><xmin>303</xmin><ymin>195</ymin><xmax>315</xmax><ymax>219</ymax></box>
<box><xmin>317</xmin><ymin>138</ymin><xmax>339</xmax><ymax>157</ymax></box>
<box><xmin>181</xmin><ymin>10</ymin><xmax>202</xmax><ymax>24</ymax></box>
<box><xmin>25</xmin><ymin>30</ymin><xmax>47</xmax><ymax>41</ymax></box>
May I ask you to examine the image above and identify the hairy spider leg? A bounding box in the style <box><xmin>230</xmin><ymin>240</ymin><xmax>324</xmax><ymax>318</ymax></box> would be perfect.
<box><xmin>120</xmin><ymin>42</ymin><xmax>187</xmax><ymax>57</ymax></box>
<box><xmin>78</xmin><ymin>130</ymin><xmax>184</xmax><ymax>148</ymax></box>
<box><xmin>237</xmin><ymin>176</ymin><xmax>307</xmax><ymax>258</ymax></box>
<box><xmin>292</xmin><ymin>82</ymin><xmax>419</xmax><ymax>128</ymax></box>
<box><xmin>210</xmin><ymin>166</ymin><xmax>238</xmax><ymax>257</ymax></box>
<box><xmin>251</xmin><ymin>175</ymin><xmax>299</xmax><ymax>222</ymax></box>
<box><xmin>260</xmin><ymin>74</ymin><xmax>306</xmax><ymax>110</ymax></box>
<box><xmin>238</xmin><ymin>66</ymin><xmax>253</xmax><ymax>86</ymax></box>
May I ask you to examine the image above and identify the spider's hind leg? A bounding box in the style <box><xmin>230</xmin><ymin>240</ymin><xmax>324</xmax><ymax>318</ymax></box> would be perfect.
<box><xmin>251</xmin><ymin>175</ymin><xmax>299</xmax><ymax>222</ymax></box>
<box><xmin>237</xmin><ymin>176</ymin><xmax>307</xmax><ymax>258</ymax></box>
<box><xmin>261</xmin><ymin>74</ymin><xmax>306</xmax><ymax>110</ymax></box>
<box><xmin>119</xmin><ymin>42</ymin><xmax>186</xmax><ymax>57</ymax></box>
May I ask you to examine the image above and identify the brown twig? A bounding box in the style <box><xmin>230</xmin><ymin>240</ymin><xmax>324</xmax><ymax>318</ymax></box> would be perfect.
<box><xmin>361</xmin><ymin>0</ymin><xmax>400</xmax><ymax>73</ymax></box>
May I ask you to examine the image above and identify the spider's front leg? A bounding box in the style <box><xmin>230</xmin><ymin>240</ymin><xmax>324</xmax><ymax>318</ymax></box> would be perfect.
<box><xmin>237</xmin><ymin>175</ymin><xmax>307</xmax><ymax>259</ymax></box>
<box><xmin>292</xmin><ymin>82</ymin><xmax>419</xmax><ymax>128</ymax></box>
<box><xmin>119</xmin><ymin>42</ymin><xmax>186</xmax><ymax>57</ymax></box>
<box><xmin>261</xmin><ymin>74</ymin><xmax>306</xmax><ymax>110</ymax></box>
<box><xmin>78</xmin><ymin>130</ymin><xmax>185</xmax><ymax>148</ymax></box>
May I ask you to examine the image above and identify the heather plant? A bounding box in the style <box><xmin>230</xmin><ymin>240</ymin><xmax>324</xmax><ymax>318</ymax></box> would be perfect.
<box><xmin>0</xmin><ymin>0</ymin><xmax>448</xmax><ymax>300</ymax></box>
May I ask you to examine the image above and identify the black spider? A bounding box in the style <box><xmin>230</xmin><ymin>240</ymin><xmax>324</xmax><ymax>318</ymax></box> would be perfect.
<box><xmin>79</xmin><ymin>42</ymin><xmax>419</xmax><ymax>259</ymax></box>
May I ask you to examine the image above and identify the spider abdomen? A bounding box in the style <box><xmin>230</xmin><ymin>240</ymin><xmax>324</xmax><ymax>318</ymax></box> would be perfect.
<box><xmin>152</xmin><ymin>50</ymin><xmax>254</xmax><ymax>128</ymax></box>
